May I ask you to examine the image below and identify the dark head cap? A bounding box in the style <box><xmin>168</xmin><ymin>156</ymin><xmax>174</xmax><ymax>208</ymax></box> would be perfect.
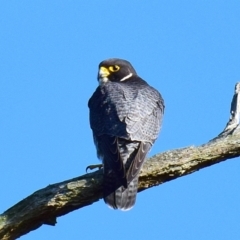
<box><xmin>98</xmin><ymin>58</ymin><xmax>137</xmax><ymax>84</ymax></box>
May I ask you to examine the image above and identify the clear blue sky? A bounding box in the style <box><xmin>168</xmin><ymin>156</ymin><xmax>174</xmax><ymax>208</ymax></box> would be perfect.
<box><xmin>1</xmin><ymin>1</ymin><xmax>240</xmax><ymax>239</ymax></box>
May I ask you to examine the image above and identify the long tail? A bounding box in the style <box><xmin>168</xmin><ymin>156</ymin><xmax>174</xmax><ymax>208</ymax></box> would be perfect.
<box><xmin>103</xmin><ymin>175</ymin><xmax>139</xmax><ymax>211</ymax></box>
<box><xmin>98</xmin><ymin>135</ymin><xmax>152</xmax><ymax>210</ymax></box>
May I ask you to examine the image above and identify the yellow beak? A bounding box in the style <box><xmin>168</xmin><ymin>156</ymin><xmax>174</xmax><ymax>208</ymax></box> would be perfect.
<box><xmin>99</xmin><ymin>66</ymin><xmax>110</xmax><ymax>78</ymax></box>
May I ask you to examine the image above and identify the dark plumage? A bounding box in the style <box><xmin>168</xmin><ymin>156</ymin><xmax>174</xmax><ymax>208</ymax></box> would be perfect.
<box><xmin>88</xmin><ymin>58</ymin><xmax>164</xmax><ymax>210</ymax></box>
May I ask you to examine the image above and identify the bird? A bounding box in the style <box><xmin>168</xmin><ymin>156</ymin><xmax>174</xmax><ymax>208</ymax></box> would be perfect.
<box><xmin>88</xmin><ymin>58</ymin><xmax>164</xmax><ymax>210</ymax></box>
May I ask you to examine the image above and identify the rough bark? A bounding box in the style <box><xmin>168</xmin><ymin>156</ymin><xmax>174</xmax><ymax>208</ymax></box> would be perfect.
<box><xmin>0</xmin><ymin>83</ymin><xmax>240</xmax><ymax>240</ymax></box>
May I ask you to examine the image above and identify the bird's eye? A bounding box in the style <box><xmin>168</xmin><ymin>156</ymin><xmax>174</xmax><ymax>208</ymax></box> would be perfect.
<box><xmin>109</xmin><ymin>65</ymin><xmax>120</xmax><ymax>72</ymax></box>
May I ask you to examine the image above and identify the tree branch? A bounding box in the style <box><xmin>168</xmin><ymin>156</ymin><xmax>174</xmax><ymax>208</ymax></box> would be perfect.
<box><xmin>1</xmin><ymin>83</ymin><xmax>240</xmax><ymax>240</ymax></box>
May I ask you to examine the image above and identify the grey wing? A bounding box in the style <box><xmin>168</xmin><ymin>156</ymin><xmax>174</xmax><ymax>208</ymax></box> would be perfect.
<box><xmin>123</xmin><ymin>86</ymin><xmax>164</xmax><ymax>183</ymax></box>
<box><xmin>125</xmin><ymin>86</ymin><xmax>164</xmax><ymax>142</ymax></box>
<box><xmin>89</xmin><ymin>86</ymin><xmax>128</xmax><ymax>187</ymax></box>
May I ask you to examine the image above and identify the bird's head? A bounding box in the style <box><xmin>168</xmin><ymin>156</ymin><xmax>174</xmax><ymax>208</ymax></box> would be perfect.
<box><xmin>97</xmin><ymin>58</ymin><xmax>137</xmax><ymax>84</ymax></box>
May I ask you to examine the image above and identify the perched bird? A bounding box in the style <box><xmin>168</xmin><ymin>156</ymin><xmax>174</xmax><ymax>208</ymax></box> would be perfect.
<box><xmin>88</xmin><ymin>58</ymin><xmax>164</xmax><ymax>210</ymax></box>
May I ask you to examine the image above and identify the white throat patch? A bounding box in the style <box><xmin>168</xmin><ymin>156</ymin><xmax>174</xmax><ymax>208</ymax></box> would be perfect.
<box><xmin>99</xmin><ymin>77</ymin><xmax>109</xmax><ymax>85</ymax></box>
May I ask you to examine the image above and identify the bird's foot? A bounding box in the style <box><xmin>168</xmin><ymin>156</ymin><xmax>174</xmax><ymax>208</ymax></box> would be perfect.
<box><xmin>86</xmin><ymin>164</ymin><xmax>103</xmax><ymax>172</ymax></box>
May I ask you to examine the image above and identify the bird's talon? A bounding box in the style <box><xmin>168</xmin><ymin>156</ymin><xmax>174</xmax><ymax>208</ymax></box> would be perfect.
<box><xmin>86</xmin><ymin>164</ymin><xmax>103</xmax><ymax>172</ymax></box>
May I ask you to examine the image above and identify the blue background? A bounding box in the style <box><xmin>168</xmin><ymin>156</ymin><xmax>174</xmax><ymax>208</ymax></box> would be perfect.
<box><xmin>1</xmin><ymin>1</ymin><xmax>240</xmax><ymax>239</ymax></box>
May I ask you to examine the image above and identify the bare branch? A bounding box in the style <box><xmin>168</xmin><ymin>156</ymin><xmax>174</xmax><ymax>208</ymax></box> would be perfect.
<box><xmin>0</xmin><ymin>83</ymin><xmax>240</xmax><ymax>240</ymax></box>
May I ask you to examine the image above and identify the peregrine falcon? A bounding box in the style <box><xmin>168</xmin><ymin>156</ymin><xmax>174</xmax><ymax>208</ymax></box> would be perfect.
<box><xmin>88</xmin><ymin>58</ymin><xmax>164</xmax><ymax>210</ymax></box>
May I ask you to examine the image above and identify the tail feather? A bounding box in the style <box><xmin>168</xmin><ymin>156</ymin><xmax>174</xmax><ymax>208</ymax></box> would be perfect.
<box><xmin>99</xmin><ymin>135</ymin><xmax>151</xmax><ymax>210</ymax></box>
<box><xmin>104</xmin><ymin>176</ymin><xmax>139</xmax><ymax>211</ymax></box>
